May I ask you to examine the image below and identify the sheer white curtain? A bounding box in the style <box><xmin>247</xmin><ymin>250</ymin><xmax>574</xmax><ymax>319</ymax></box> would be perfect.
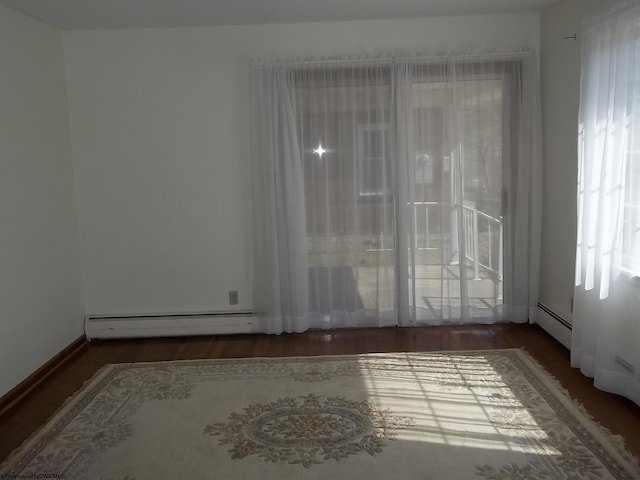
<box><xmin>250</xmin><ymin>65</ymin><xmax>309</xmax><ymax>333</ymax></box>
<box><xmin>250</xmin><ymin>60</ymin><xmax>395</xmax><ymax>332</ymax></box>
<box><xmin>394</xmin><ymin>55</ymin><xmax>542</xmax><ymax>325</ymax></box>
<box><xmin>572</xmin><ymin>2</ymin><xmax>640</xmax><ymax>406</ymax></box>
<box><xmin>294</xmin><ymin>60</ymin><xmax>397</xmax><ymax>329</ymax></box>
<box><xmin>250</xmin><ymin>52</ymin><xmax>542</xmax><ymax>334</ymax></box>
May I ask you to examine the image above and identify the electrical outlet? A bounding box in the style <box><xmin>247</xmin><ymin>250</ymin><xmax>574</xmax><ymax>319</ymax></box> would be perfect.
<box><xmin>228</xmin><ymin>290</ymin><xmax>239</xmax><ymax>305</ymax></box>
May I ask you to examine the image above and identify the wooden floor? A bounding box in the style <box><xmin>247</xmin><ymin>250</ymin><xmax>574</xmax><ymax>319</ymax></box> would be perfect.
<box><xmin>1</xmin><ymin>323</ymin><xmax>640</xmax><ymax>463</ymax></box>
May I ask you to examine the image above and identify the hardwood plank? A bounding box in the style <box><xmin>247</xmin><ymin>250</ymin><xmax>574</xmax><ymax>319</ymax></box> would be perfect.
<box><xmin>1</xmin><ymin>324</ymin><xmax>639</xmax><ymax>463</ymax></box>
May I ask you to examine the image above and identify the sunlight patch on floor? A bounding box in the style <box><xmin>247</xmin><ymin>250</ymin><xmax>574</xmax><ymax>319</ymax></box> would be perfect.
<box><xmin>359</xmin><ymin>355</ymin><xmax>561</xmax><ymax>455</ymax></box>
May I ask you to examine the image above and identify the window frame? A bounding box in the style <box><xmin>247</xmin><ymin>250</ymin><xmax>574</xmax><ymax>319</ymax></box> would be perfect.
<box><xmin>356</xmin><ymin>122</ymin><xmax>391</xmax><ymax>197</ymax></box>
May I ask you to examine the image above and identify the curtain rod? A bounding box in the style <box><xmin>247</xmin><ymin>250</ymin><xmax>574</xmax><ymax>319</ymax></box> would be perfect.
<box><xmin>250</xmin><ymin>48</ymin><xmax>535</xmax><ymax>67</ymax></box>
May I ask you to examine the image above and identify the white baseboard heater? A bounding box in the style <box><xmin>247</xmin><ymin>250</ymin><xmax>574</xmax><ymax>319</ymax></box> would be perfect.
<box><xmin>84</xmin><ymin>311</ymin><xmax>256</xmax><ymax>340</ymax></box>
<box><xmin>536</xmin><ymin>303</ymin><xmax>572</xmax><ymax>349</ymax></box>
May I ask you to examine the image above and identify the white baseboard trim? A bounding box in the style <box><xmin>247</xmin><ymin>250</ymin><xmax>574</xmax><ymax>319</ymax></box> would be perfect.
<box><xmin>535</xmin><ymin>303</ymin><xmax>571</xmax><ymax>349</ymax></box>
<box><xmin>84</xmin><ymin>311</ymin><xmax>256</xmax><ymax>340</ymax></box>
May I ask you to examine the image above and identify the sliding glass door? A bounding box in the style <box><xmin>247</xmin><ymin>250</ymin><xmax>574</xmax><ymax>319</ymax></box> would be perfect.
<box><xmin>400</xmin><ymin>63</ymin><xmax>506</xmax><ymax>325</ymax></box>
<box><xmin>249</xmin><ymin>53</ymin><xmax>540</xmax><ymax>333</ymax></box>
<box><xmin>294</xmin><ymin>61</ymin><xmax>507</xmax><ymax>328</ymax></box>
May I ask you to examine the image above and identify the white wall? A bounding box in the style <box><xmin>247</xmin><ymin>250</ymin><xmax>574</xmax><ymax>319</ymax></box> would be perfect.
<box><xmin>0</xmin><ymin>5</ymin><xmax>84</xmax><ymax>396</ymax></box>
<box><xmin>539</xmin><ymin>0</ymin><xmax>622</xmax><ymax>323</ymax></box>
<box><xmin>63</xmin><ymin>13</ymin><xmax>540</xmax><ymax>316</ymax></box>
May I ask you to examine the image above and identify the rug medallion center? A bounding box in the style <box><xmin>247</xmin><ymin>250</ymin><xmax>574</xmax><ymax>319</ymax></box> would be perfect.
<box><xmin>203</xmin><ymin>393</ymin><xmax>408</xmax><ymax>467</ymax></box>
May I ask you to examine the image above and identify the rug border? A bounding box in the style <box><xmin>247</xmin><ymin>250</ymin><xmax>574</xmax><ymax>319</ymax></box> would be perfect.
<box><xmin>0</xmin><ymin>362</ymin><xmax>116</xmax><ymax>469</ymax></box>
<box><xmin>2</xmin><ymin>348</ymin><xmax>638</xmax><ymax>477</ymax></box>
<box><xmin>510</xmin><ymin>348</ymin><xmax>640</xmax><ymax>475</ymax></box>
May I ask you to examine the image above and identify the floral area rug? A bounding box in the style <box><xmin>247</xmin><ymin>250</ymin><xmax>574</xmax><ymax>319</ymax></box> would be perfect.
<box><xmin>2</xmin><ymin>349</ymin><xmax>639</xmax><ymax>479</ymax></box>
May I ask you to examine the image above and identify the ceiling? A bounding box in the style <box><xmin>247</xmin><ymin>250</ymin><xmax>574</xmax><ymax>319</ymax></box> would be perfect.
<box><xmin>0</xmin><ymin>0</ymin><xmax>559</xmax><ymax>30</ymax></box>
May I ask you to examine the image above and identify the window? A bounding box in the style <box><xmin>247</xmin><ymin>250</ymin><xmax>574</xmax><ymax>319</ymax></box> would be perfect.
<box><xmin>575</xmin><ymin>8</ymin><xmax>640</xmax><ymax>293</ymax></box>
<box><xmin>415</xmin><ymin>151</ymin><xmax>434</xmax><ymax>185</ymax></box>
<box><xmin>357</xmin><ymin>123</ymin><xmax>390</xmax><ymax>196</ymax></box>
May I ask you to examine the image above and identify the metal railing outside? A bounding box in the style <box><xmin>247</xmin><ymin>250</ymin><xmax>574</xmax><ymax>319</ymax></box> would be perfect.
<box><xmin>307</xmin><ymin>202</ymin><xmax>504</xmax><ymax>281</ymax></box>
<box><xmin>410</xmin><ymin>202</ymin><xmax>503</xmax><ymax>280</ymax></box>
<box><xmin>461</xmin><ymin>205</ymin><xmax>503</xmax><ymax>280</ymax></box>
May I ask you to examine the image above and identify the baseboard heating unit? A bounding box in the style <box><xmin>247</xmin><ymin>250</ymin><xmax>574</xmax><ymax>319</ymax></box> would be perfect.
<box><xmin>536</xmin><ymin>303</ymin><xmax>572</xmax><ymax>349</ymax></box>
<box><xmin>84</xmin><ymin>311</ymin><xmax>256</xmax><ymax>340</ymax></box>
